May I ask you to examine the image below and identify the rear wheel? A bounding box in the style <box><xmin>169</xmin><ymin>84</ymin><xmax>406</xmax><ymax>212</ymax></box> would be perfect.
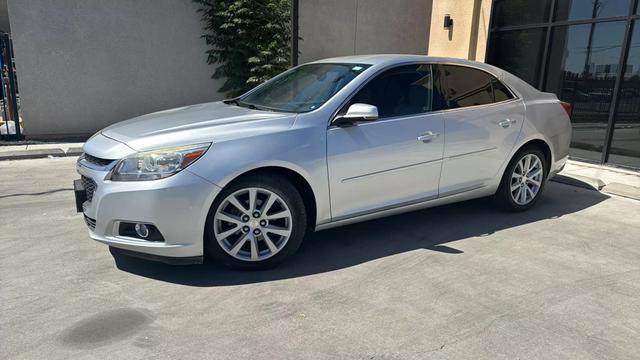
<box><xmin>205</xmin><ymin>174</ymin><xmax>307</xmax><ymax>270</ymax></box>
<box><xmin>495</xmin><ymin>147</ymin><xmax>548</xmax><ymax>212</ymax></box>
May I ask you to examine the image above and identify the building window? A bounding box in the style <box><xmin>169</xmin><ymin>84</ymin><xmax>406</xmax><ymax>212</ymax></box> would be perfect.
<box><xmin>544</xmin><ymin>21</ymin><xmax>626</xmax><ymax>162</ymax></box>
<box><xmin>487</xmin><ymin>0</ymin><xmax>640</xmax><ymax>169</ymax></box>
<box><xmin>492</xmin><ymin>0</ymin><xmax>552</xmax><ymax>27</ymax></box>
<box><xmin>487</xmin><ymin>28</ymin><xmax>547</xmax><ymax>87</ymax></box>
<box><xmin>554</xmin><ymin>0</ymin><xmax>631</xmax><ymax>22</ymax></box>
<box><xmin>609</xmin><ymin>21</ymin><xmax>640</xmax><ymax>168</ymax></box>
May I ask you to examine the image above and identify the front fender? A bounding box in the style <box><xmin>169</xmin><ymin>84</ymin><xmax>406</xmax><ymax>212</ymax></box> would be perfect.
<box><xmin>186</xmin><ymin>125</ymin><xmax>331</xmax><ymax>226</ymax></box>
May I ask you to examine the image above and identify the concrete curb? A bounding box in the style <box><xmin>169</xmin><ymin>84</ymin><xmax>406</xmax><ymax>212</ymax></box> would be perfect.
<box><xmin>550</xmin><ymin>174</ymin><xmax>606</xmax><ymax>191</ymax></box>
<box><xmin>0</xmin><ymin>147</ymin><xmax>82</xmax><ymax>161</ymax></box>
<box><xmin>602</xmin><ymin>182</ymin><xmax>640</xmax><ymax>201</ymax></box>
<box><xmin>551</xmin><ymin>174</ymin><xmax>640</xmax><ymax>201</ymax></box>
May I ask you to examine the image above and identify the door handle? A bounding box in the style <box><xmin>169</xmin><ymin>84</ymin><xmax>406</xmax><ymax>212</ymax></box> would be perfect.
<box><xmin>417</xmin><ymin>131</ymin><xmax>440</xmax><ymax>143</ymax></box>
<box><xmin>498</xmin><ymin>118</ymin><xmax>516</xmax><ymax>128</ymax></box>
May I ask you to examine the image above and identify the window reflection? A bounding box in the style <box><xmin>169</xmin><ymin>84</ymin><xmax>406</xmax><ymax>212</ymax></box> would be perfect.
<box><xmin>609</xmin><ymin>22</ymin><xmax>640</xmax><ymax>168</ymax></box>
<box><xmin>487</xmin><ymin>28</ymin><xmax>547</xmax><ymax>87</ymax></box>
<box><xmin>544</xmin><ymin>21</ymin><xmax>626</xmax><ymax>162</ymax></box>
<box><xmin>349</xmin><ymin>65</ymin><xmax>434</xmax><ymax>119</ymax></box>
<box><xmin>493</xmin><ymin>0</ymin><xmax>552</xmax><ymax>27</ymax></box>
<box><xmin>441</xmin><ymin>65</ymin><xmax>494</xmax><ymax>108</ymax></box>
<box><xmin>555</xmin><ymin>0</ymin><xmax>630</xmax><ymax>21</ymax></box>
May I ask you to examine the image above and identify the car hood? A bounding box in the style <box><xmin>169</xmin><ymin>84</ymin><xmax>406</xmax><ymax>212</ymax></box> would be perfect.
<box><xmin>100</xmin><ymin>101</ymin><xmax>297</xmax><ymax>151</ymax></box>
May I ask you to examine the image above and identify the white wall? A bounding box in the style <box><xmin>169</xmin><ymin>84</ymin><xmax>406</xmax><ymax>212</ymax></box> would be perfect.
<box><xmin>8</xmin><ymin>0</ymin><xmax>224</xmax><ymax>139</ymax></box>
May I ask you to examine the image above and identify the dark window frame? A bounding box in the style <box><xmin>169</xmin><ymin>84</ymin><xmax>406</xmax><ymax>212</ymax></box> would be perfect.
<box><xmin>491</xmin><ymin>77</ymin><xmax>516</xmax><ymax>102</ymax></box>
<box><xmin>335</xmin><ymin>63</ymin><xmax>439</xmax><ymax>122</ymax></box>
<box><xmin>437</xmin><ymin>64</ymin><xmax>516</xmax><ymax>110</ymax></box>
<box><xmin>332</xmin><ymin>62</ymin><xmax>519</xmax><ymax>127</ymax></box>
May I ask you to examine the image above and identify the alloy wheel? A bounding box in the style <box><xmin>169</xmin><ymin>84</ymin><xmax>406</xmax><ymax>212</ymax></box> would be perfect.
<box><xmin>213</xmin><ymin>187</ymin><xmax>293</xmax><ymax>262</ymax></box>
<box><xmin>510</xmin><ymin>153</ymin><xmax>544</xmax><ymax>205</ymax></box>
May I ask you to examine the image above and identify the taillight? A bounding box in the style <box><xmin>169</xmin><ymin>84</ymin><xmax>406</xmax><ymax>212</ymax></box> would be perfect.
<box><xmin>560</xmin><ymin>101</ymin><xmax>572</xmax><ymax>118</ymax></box>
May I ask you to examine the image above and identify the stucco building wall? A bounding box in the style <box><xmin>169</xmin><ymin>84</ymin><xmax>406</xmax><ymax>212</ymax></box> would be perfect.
<box><xmin>8</xmin><ymin>0</ymin><xmax>223</xmax><ymax>139</ymax></box>
<box><xmin>298</xmin><ymin>0</ymin><xmax>433</xmax><ymax>63</ymax></box>
<box><xmin>427</xmin><ymin>0</ymin><xmax>492</xmax><ymax>62</ymax></box>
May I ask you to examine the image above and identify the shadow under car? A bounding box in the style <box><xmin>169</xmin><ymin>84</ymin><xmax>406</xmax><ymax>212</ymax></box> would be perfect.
<box><xmin>111</xmin><ymin>181</ymin><xmax>609</xmax><ymax>286</ymax></box>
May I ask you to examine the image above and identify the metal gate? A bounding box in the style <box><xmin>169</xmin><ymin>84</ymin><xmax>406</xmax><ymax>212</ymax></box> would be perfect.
<box><xmin>0</xmin><ymin>32</ymin><xmax>21</xmax><ymax>140</ymax></box>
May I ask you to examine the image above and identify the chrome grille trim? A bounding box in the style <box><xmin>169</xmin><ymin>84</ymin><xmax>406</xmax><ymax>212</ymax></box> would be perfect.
<box><xmin>81</xmin><ymin>176</ymin><xmax>97</xmax><ymax>202</ymax></box>
<box><xmin>84</xmin><ymin>215</ymin><xmax>96</xmax><ymax>231</ymax></box>
<box><xmin>82</xmin><ymin>153</ymin><xmax>115</xmax><ymax>167</ymax></box>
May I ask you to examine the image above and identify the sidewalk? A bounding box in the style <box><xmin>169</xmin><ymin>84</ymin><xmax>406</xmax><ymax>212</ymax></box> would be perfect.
<box><xmin>0</xmin><ymin>142</ymin><xmax>84</xmax><ymax>160</ymax></box>
<box><xmin>552</xmin><ymin>160</ymin><xmax>640</xmax><ymax>201</ymax></box>
<box><xmin>1</xmin><ymin>142</ymin><xmax>639</xmax><ymax>200</ymax></box>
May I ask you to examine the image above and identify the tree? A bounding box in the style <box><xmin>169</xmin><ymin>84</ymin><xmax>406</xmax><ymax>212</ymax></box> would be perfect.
<box><xmin>194</xmin><ymin>0</ymin><xmax>292</xmax><ymax>97</ymax></box>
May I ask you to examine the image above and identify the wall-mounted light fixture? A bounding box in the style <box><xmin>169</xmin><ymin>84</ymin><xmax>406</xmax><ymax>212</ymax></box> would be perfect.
<box><xmin>443</xmin><ymin>14</ymin><xmax>453</xmax><ymax>29</ymax></box>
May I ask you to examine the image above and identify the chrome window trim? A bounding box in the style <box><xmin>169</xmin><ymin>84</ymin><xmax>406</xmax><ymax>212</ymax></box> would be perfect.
<box><xmin>328</xmin><ymin>61</ymin><xmax>521</xmax><ymax>128</ymax></box>
<box><xmin>329</xmin><ymin>109</ymin><xmax>444</xmax><ymax>129</ymax></box>
<box><xmin>328</xmin><ymin>96</ymin><xmax>522</xmax><ymax>130</ymax></box>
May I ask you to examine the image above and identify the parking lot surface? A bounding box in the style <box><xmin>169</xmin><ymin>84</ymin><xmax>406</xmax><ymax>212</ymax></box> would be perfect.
<box><xmin>2</xmin><ymin>157</ymin><xmax>640</xmax><ymax>359</ymax></box>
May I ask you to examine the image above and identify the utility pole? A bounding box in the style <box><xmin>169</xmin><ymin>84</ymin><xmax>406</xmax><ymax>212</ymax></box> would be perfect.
<box><xmin>583</xmin><ymin>0</ymin><xmax>602</xmax><ymax>78</ymax></box>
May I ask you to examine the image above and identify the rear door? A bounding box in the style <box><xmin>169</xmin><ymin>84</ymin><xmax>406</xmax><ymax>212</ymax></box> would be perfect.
<box><xmin>436</xmin><ymin>64</ymin><xmax>524</xmax><ymax>196</ymax></box>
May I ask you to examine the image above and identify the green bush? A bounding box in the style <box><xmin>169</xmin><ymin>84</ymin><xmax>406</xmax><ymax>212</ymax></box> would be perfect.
<box><xmin>194</xmin><ymin>0</ymin><xmax>292</xmax><ymax>97</ymax></box>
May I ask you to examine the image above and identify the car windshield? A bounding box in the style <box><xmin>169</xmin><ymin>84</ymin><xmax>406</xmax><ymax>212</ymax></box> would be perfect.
<box><xmin>238</xmin><ymin>63</ymin><xmax>371</xmax><ymax>113</ymax></box>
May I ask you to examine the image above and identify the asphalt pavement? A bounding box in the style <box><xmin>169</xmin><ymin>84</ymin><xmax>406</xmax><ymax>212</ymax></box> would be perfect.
<box><xmin>2</xmin><ymin>156</ymin><xmax>640</xmax><ymax>359</ymax></box>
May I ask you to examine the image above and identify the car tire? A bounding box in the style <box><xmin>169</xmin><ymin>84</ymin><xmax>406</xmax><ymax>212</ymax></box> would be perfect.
<box><xmin>494</xmin><ymin>146</ymin><xmax>548</xmax><ymax>212</ymax></box>
<box><xmin>204</xmin><ymin>173</ymin><xmax>307</xmax><ymax>270</ymax></box>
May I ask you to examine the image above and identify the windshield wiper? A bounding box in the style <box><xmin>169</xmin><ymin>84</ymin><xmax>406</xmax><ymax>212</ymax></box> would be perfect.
<box><xmin>224</xmin><ymin>98</ymin><xmax>275</xmax><ymax>112</ymax></box>
<box><xmin>223</xmin><ymin>98</ymin><xmax>240</xmax><ymax>105</ymax></box>
<box><xmin>242</xmin><ymin>102</ymin><xmax>274</xmax><ymax>111</ymax></box>
<box><xmin>242</xmin><ymin>102</ymin><xmax>259</xmax><ymax>110</ymax></box>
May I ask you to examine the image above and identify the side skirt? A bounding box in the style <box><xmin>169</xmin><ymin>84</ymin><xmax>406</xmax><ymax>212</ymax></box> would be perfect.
<box><xmin>314</xmin><ymin>185</ymin><xmax>496</xmax><ymax>231</ymax></box>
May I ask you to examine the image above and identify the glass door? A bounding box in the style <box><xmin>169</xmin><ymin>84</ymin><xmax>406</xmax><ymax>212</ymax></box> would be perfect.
<box><xmin>544</xmin><ymin>21</ymin><xmax>627</xmax><ymax>162</ymax></box>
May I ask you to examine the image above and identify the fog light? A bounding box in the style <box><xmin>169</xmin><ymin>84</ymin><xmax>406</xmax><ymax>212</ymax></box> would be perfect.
<box><xmin>118</xmin><ymin>222</ymin><xmax>165</xmax><ymax>242</ymax></box>
<box><xmin>135</xmin><ymin>223</ymin><xmax>149</xmax><ymax>238</ymax></box>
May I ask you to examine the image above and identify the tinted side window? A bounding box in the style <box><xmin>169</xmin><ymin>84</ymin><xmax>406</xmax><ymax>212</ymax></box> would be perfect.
<box><xmin>491</xmin><ymin>78</ymin><xmax>515</xmax><ymax>102</ymax></box>
<box><xmin>432</xmin><ymin>66</ymin><xmax>448</xmax><ymax>111</ymax></box>
<box><xmin>348</xmin><ymin>64</ymin><xmax>435</xmax><ymax>119</ymax></box>
<box><xmin>441</xmin><ymin>65</ymin><xmax>494</xmax><ymax>109</ymax></box>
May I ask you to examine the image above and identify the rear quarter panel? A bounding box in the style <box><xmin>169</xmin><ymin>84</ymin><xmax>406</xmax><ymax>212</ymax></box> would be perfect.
<box><xmin>521</xmin><ymin>94</ymin><xmax>572</xmax><ymax>174</ymax></box>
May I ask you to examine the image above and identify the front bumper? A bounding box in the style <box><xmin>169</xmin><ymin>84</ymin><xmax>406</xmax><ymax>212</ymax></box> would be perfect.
<box><xmin>76</xmin><ymin>159</ymin><xmax>221</xmax><ymax>260</ymax></box>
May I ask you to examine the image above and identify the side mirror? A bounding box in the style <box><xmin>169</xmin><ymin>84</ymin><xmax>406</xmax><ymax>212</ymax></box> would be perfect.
<box><xmin>333</xmin><ymin>103</ymin><xmax>379</xmax><ymax>127</ymax></box>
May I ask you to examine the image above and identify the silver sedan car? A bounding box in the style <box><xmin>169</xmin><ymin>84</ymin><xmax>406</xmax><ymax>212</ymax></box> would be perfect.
<box><xmin>75</xmin><ymin>55</ymin><xmax>572</xmax><ymax>269</ymax></box>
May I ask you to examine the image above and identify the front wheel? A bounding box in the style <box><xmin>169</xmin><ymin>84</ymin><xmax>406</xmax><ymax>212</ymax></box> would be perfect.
<box><xmin>204</xmin><ymin>174</ymin><xmax>307</xmax><ymax>270</ymax></box>
<box><xmin>494</xmin><ymin>147</ymin><xmax>548</xmax><ymax>212</ymax></box>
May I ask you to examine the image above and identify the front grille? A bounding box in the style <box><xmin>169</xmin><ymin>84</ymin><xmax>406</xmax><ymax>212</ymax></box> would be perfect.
<box><xmin>81</xmin><ymin>176</ymin><xmax>97</xmax><ymax>202</ymax></box>
<box><xmin>84</xmin><ymin>215</ymin><xmax>96</xmax><ymax>231</ymax></box>
<box><xmin>83</xmin><ymin>153</ymin><xmax>114</xmax><ymax>167</ymax></box>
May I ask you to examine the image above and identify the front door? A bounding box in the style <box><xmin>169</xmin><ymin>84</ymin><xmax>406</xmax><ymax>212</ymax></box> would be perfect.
<box><xmin>326</xmin><ymin>64</ymin><xmax>445</xmax><ymax>220</ymax></box>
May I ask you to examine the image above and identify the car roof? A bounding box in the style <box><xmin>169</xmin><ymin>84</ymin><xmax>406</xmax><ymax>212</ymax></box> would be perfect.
<box><xmin>310</xmin><ymin>54</ymin><xmax>483</xmax><ymax>67</ymax></box>
<box><xmin>309</xmin><ymin>54</ymin><xmax>542</xmax><ymax>100</ymax></box>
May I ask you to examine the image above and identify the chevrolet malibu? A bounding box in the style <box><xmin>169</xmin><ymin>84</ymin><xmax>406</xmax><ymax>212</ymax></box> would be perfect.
<box><xmin>75</xmin><ymin>55</ymin><xmax>572</xmax><ymax>269</ymax></box>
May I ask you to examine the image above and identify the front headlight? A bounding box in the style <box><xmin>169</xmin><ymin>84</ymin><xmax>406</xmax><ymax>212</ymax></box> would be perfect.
<box><xmin>110</xmin><ymin>143</ymin><xmax>211</xmax><ymax>181</ymax></box>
